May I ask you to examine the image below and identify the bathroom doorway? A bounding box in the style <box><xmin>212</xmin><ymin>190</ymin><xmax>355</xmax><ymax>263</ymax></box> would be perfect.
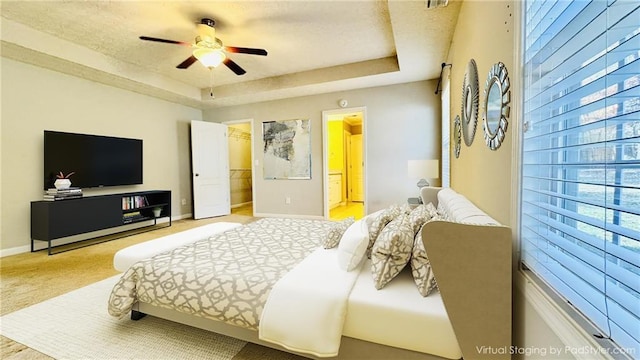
<box><xmin>322</xmin><ymin>108</ymin><xmax>366</xmax><ymax>220</ymax></box>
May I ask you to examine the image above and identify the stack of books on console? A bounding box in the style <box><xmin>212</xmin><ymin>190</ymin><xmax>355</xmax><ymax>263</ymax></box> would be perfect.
<box><xmin>43</xmin><ymin>187</ymin><xmax>83</xmax><ymax>201</ymax></box>
<box><xmin>122</xmin><ymin>211</ymin><xmax>144</xmax><ymax>223</ymax></box>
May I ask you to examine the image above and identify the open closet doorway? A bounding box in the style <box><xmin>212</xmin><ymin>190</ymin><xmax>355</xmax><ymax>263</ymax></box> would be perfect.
<box><xmin>322</xmin><ymin>107</ymin><xmax>366</xmax><ymax>220</ymax></box>
<box><xmin>224</xmin><ymin>119</ymin><xmax>254</xmax><ymax>217</ymax></box>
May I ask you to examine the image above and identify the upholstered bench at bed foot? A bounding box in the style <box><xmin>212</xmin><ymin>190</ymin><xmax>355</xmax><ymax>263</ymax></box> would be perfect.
<box><xmin>113</xmin><ymin>222</ymin><xmax>242</xmax><ymax>272</ymax></box>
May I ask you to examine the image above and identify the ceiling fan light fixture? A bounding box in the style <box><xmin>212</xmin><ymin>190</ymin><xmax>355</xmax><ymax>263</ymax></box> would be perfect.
<box><xmin>139</xmin><ymin>17</ymin><xmax>264</xmax><ymax>75</ymax></box>
<box><xmin>193</xmin><ymin>48</ymin><xmax>226</xmax><ymax>68</ymax></box>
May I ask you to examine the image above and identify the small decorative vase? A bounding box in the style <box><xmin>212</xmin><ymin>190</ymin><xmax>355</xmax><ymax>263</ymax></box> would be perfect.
<box><xmin>152</xmin><ymin>207</ymin><xmax>162</xmax><ymax>217</ymax></box>
<box><xmin>54</xmin><ymin>178</ymin><xmax>71</xmax><ymax>190</ymax></box>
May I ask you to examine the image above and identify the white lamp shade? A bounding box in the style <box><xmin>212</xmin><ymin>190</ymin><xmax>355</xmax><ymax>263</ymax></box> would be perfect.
<box><xmin>407</xmin><ymin>159</ymin><xmax>439</xmax><ymax>180</ymax></box>
<box><xmin>193</xmin><ymin>48</ymin><xmax>226</xmax><ymax>68</ymax></box>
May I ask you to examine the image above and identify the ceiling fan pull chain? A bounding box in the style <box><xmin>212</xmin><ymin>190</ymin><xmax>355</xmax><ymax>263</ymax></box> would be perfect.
<box><xmin>209</xmin><ymin>68</ymin><xmax>215</xmax><ymax>98</ymax></box>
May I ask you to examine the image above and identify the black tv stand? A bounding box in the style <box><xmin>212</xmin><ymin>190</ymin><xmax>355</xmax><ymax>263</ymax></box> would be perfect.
<box><xmin>31</xmin><ymin>190</ymin><xmax>171</xmax><ymax>255</ymax></box>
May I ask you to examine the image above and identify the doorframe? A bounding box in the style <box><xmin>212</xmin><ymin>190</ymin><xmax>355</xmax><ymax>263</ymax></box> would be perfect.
<box><xmin>321</xmin><ymin>107</ymin><xmax>367</xmax><ymax>219</ymax></box>
<box><xmin>223</xmin><ymin>118</ymin><xmax>255</xmax><ymax>217</ymax></box>
<box><xmin>344</xmin><ymin>129</ymin><xmax>352</xmax><ymax>204</ymax></box>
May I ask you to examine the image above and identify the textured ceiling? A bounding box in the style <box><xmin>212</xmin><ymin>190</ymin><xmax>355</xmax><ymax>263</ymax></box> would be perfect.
<box><xmin>0</xmin><ymin>0</ymin><xmax>461</xmax><ymax>108</ymax></box>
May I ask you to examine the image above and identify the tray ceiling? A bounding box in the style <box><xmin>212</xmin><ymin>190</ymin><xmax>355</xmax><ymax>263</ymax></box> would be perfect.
<box><xmin>1</xmin><ymin>1</ymin><xmax>461</xmax><ymax>108</ymax></box>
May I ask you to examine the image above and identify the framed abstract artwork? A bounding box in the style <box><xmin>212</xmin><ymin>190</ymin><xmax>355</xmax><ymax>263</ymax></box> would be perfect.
<box><xmin>262</xmin><ymin>119</ymin><xmax>311</xmax><ymax>179</ymax></box>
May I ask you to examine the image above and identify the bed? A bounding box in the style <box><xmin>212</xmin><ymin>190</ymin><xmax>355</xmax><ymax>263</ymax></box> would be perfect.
<box><xmin>108</xmin><ymin>187</ymin><xmax>512</xmax><ymax>360</ymax></box>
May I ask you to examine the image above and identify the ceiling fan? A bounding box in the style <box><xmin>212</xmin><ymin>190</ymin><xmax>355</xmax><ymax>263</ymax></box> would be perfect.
<box><xmin>139</xmin><ymin>18</ymin><xmax>268</xmax><ymax>75</ymax></box>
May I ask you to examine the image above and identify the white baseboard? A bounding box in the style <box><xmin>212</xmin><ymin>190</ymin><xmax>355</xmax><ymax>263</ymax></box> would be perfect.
<box><xmin>253</xmin><ymin>212</ymin><xmax>324</xmax><ymax>220</ymax></box>
<box><xmin>0</xmin><ymin>245</ymin><xmax>31</xmax><ymax>258</ymax></box>
<box><xmin>173</xmin><ymin>213</ymin><xmax>192</xmax><ymax>220</ymax></box>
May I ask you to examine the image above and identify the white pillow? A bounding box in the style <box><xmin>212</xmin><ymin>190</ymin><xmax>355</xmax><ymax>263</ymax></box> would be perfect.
<box><xmin>337</xmin><ymin>219</ymin><xmax>369</xmax><ymax>271</ymax></box>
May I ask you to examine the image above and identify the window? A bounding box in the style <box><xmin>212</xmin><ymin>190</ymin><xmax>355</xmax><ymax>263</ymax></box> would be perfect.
<box><xmin>521</xmin><ymin>0</ymin><xmax>639</xmax><ymax>356</ymax></box>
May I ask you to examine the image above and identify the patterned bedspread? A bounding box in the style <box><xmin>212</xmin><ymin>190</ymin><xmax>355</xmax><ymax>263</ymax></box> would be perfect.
<box><xmin>108</xmin><ymin>218</ymin><xmax>336</xmax><ymax>330</ymax></box>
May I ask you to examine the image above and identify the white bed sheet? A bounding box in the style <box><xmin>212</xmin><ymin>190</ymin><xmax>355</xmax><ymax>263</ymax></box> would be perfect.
<box><xmin>343</xmin><ymin>259</ymin><xmax>462</xmax><ymax>360</ymax></box>
<box><xmin>113</xmin><ymin>222</ymin><xmax>241</xmax><ymax>272</ymax></box>
<box><xmin>259</xmin><ymin>248</ymin><xmax>361</xmax><ymax>357</ymax></box>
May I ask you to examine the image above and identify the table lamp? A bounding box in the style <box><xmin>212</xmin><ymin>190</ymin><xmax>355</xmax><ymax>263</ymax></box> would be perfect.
<box><xmin>408</xmin><ymin>159</ymin><xmax>439</xmax><ymax>202</ymax></box>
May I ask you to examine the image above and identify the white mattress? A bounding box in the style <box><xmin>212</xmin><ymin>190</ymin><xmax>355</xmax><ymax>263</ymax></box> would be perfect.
<box><xmin>343</xmin><ymin>259</ymin><xmax>462</xmax><ymax>360</ymax></box>
<box><xmin>113</xmin><ymin>222</ymin><xmax>242</xmax><ymax>272</ymax></box>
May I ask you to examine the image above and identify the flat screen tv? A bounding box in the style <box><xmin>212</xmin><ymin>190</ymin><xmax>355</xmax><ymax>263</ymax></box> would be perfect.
<box><xmin>44</xmin><ymin>131</ymin><xmax>143</xmax><ymax>190</ymax></box>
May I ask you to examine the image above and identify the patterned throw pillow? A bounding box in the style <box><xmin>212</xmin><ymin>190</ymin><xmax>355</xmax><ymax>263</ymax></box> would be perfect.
<box><xmin>370</xmin><ymin>214</ymin><xmax>414</xmax><ymax>290</ymax></box>
<box><xmin>321</xmin><ymin>217</ymin><xmax>355</xmax><ymax>249</ymax></box>
<box><xmin>366</xmin><ymin>205</ymin><xmax>402</xmax><ymax>258</ymax></box>
<box><xmin>408</xmin><ymin>202</ymin><xmax>438</xmax><ymax>235</ymax></box>
<box><xmin>400</xmin><ymin>203</ymin><xmax>413</xmax><ymax>215</ymax></box>
<box><xmin>410</xmin><ymin>216</ymin><xmax>442</xmax><ymax>296</ymax></box>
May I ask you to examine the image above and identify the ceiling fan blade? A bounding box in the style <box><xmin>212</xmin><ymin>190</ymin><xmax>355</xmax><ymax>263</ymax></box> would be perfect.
<box><xmin>176</xmin><ymin>55</ymin><xmax>198</xmax><ymax>69</ymax></box>
<box><xmin>224</xmin><ymin>58</ymin><xmax>247</xmax><ymax>75</ymax></box>
<box><xmin>139</xmin><ymin>36</ymin><xmax>191</xmax><ymax>47</ymax></box>
<box><xmin>224</xmin><ymin>46</ymin><xmax>268</xmax><ymax>56</ymax></box>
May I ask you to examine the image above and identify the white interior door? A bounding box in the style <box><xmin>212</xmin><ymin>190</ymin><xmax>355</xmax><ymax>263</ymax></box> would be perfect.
<box><xmin>191</xmin><ymin>120</ymin><xmax>230</xmax><ymax>219</ymax></box>
<box><xmin>350</xmin><ymin>134</ymin><xmax>364</xmax><ymax>202</ymax></box>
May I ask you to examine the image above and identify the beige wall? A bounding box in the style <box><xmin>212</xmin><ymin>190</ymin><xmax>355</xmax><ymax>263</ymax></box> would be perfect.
<box><xmin>204</xmin><ymin>80</ymin><xmax>441</xmax><ymax>217</ymax></box>
<box><xmin>447</xmin><ymin>1</ymin><xmax>575</xmax><ymax>358</ymax></box>
<box><xmin>0</xmin><ymin>58</ymin><xmax>201</xmax><ymax>253</ymax></box>
<box><xmin>447</xmin><ymin>0</ymin><xmax>514</xmax><ymax>226</ymax></box>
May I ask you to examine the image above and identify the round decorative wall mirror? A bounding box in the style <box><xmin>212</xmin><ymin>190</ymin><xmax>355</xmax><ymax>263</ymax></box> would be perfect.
<box><xmin>482</xmin><ymin>62</ymin><xmax>511</xmax><ymax>150</ymax></box>
<box><xmin>461</xmin><ymin>59</ymin><xmax>479</xmax><ymax>146</ymax></box>
<box><xmin>454</xmin><ymin>115</ymin><xmax>461</xmax><ymax>158</ymax></box>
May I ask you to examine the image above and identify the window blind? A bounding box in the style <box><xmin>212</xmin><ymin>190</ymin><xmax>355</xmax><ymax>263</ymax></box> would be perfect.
<box><xmin>521</xmin><ymin>0</ymin><xmax>639</xmax><ymax>356</ymax></box>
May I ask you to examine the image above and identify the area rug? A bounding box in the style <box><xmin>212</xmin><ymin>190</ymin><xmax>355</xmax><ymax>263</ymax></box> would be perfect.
<box><xmin>0</xmin><ymin>276</ymin><xmax>247</xmax><ymax>359</ymax></box>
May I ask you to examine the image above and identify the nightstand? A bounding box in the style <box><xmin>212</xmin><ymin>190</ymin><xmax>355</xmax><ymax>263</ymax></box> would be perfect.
<box><xmin>408</xmin><ymin>197</ymin><xmax>422</xmax><ymax>209</ymax></box>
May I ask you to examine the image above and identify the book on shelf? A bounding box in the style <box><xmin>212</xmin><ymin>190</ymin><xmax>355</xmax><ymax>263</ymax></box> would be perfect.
<box><xmin>46</xmin><ymin>187</ymin><xmax>82</xmax><ymax>195</ymax></box>
<box><xmin>122</xmin><ymin>211</ymin><xmax>142</xmax><ymax>218</ymax></box>
<box><xmin>43</xmin><ymin>194</ymin><xmax>83</xmax><ymax>201</ymax></box>
<box><xmin>43</xmin><ymin>187</ymin><xmax>83</xmax><ymax>201</ymax></box>
<box><xmin>122</xmin><ymin>211</ymin><xmax>145</xmax><ymax>223</ymax></box>
<box><xmin>122</xmin><ymin>195</ymin><xmax>149</xmax><ymax>210</ymax></box>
